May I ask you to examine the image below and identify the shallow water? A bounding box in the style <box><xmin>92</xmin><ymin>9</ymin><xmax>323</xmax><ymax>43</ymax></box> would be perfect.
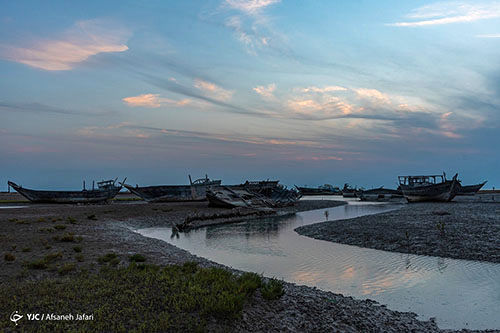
<box><xmin>137</xmin><ymin>197</ymin><xmax>500</xmax><ymax>330</ymax></box>
<box><xmin>0</xmin><ymin>206</ymin><xmax>27</xmax><ymax>209</ymax></box>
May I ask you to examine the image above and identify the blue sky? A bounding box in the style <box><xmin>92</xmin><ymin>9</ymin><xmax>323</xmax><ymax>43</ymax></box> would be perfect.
<box><xmin>1</xmin><ymin>0</ymin><xmax>499</xmax><ymax>189</ymax></box>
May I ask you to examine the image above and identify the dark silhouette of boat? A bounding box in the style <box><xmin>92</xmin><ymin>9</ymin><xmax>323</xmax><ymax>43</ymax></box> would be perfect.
<box><xmin>358</xmin><ymin>187</ymin><xmax>403</xmax><ymax>201</ymax></box>
<box><xmin>8</xmin><ymin>178</ymin><xmax>124</xmax><ymax>204</ymax></box>
<box><xmin>295</xmin><ymin>184</ymin><xmax>341</xmax><ymax>195</ymax></box>
<box><xmin>207</xmin><ymin>181</ymin><xmax>301</xmax><ymax>208</ymax></box>
<box><xmin>398</xmin><ymin>174</ymin><xmax>459</xmax><ymax>202</ymax></box>
<box><xmin>341</xmin><ymin>183</ymin><xmax>360</xmax><ymax>197</ymax></box>
<box><xmin>456</xmin><ymin>181</ymin><xmax>487</xmax><ymax>195</ymax></box>
<box><xmin>122</xmin><ymin>175</ymin><xmax>221</xmax><ymax>202</ymax></box>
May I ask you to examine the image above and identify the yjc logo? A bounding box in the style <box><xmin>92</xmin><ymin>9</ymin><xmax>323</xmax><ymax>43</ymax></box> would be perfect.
<box><xmin>10</xmin><ymin>311</ymin><xmax>23</xmax><ymax>326</ymax></box>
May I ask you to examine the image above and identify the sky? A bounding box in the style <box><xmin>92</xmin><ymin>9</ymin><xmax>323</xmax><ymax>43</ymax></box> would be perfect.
<box><xmin>1</xmin><ymin>0</ymin><xmax>499</xmax><ymax>190</ymax></box>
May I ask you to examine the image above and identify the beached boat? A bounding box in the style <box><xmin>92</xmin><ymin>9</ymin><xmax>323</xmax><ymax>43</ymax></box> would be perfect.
<box><xmin>341</xmin><ymin>184</ymin><xmax>360</xmax><ymax>198</ymax></box>
<box><xmin>456</xmin><ymin>181</ymin><xmax>487</xmax><ymax>195</ymax></box>
<box><xmin>123</xmin><ymin>175</ymin><xmax>221</xmax><ymax>202</ymax></box>
<box><xmin>398</xmin><ymin>174</ymin><xmax>459</xmax><ymax>202</ymax></box>
<box><xmin>295</xmin><ymin>184</ymin><xmax>341</xmax><ymax>195</ymax></box>
<box><xmin>358</xmin><ymin>187</ymin><xmax>403</xmax><ymax>201</ymax></box>
<box><xmin>206</xmin><ymin>186</ymin><xmax>271</xmax><ymax>209</ymax></box>
<box><xmin>7</xmin><ymin>179</ymin><xmax>124</xmax><ymax>204</ymax></box>
<box><xmin>207</xmin><ymin>181</ymin><xmax>301</xmax><ymax>209</ymax></box>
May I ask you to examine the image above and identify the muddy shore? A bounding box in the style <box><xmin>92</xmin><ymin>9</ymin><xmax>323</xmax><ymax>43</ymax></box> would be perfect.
<box><xmin>0</xmin><ymin>200</ymin><xmax>489</xmax><ymax>332</ymax></box>
<box><xmin>296</xmin><ymin>202</ymin><xmax>500</xmax><ymax>263</ymax></box>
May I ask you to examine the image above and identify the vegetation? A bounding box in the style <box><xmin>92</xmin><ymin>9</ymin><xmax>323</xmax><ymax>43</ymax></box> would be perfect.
<box><xmin>98</xmin><ymin>252</ymin><xmax>117</xmax><ymax>264</ymax></box>
<box><xmin>54</xmin><ymin>225</ymin><xmax>67</xmax><ymax>230</ymax></box>
<box><xmin>73</xmin><ymin>246</ymin><xmax>82</xmax><ymax>253</ymax></box>
<box><xmin>87</xmin><ymin>214</ymin><xmax>97</xmax><ymax>221</ymax></box>
<box><xmin>0</xmin><ymin>262</ymin><xmax>283</xmax><ymax>331</ymax></box>
<box><xmin>58</xmin><ymin>263</ymin><xmax>76</xmax><ymax>275</ymax></box>
<box><xmin>129</xmin><ymin>254</ymin><xmax>147</xmax><ymax>262</ymax></box>
<box><xmin>22</xmin><ymin>247</ymin><xmax>32</xmax><ymax>252</ymax></box>
<box><xmin>261</xmin><ymin>278</ymin><xmax>285</xmax><ymax>300</ymax></box>
<box><xmin>4</xmin><ymin>253</ymin><xmax>15</xmax><ymax>262</ymax></box>
<box><xmin>60</xmin><ymin>233</ymin><xmax>75</xmax><ymax>242</ymax></box>
<box><xmin>27</xmin><ymin>252</ymin><xmax>62</xmax><ymax>270</ymax></box>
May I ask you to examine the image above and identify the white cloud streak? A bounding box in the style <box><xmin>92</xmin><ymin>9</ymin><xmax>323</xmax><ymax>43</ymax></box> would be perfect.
<box><xmin>0</xmin><ymin>19</ymin><xmax>129</xmax><ymax>70</ymax></box>
<box><xmin>122</xmin><ymin>94</ymin><xmax>190</xmax><ymax>108</ymax></box>
<box><xmin>391</xmin><ymin>2</ymin><xmax>500</xmax><ymax>27</ymax></box>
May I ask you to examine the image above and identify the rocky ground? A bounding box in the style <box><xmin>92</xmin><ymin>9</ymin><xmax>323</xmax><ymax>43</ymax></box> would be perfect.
<box><xmin>0</xmin><ymin>200</ymin><xmax>496</xmax><ymax>332</ymax></box>
<box><xmin>296</xmin><ymin>202</ymin><xmax>500</xmax><ymax>263</ymax></box>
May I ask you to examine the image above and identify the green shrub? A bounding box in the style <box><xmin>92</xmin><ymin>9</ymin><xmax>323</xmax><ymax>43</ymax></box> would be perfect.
<box><xmin>58</xmin><ymin>263</ymin><xmax>76</xmax><ymax>275</ymax></box>
<box><xmin>87</xmin><ymin>214</ymin><xmax>97</xmax><ymax>220</ymax></box>
<box><xmin>54</xmin><ymin>225</ymin><xmax>67</xmax><ymax>230</ymax></box>
<box><xmin>75</xmin><ymin>254</ymin><xmax>84</xmax><ymax>262</ymax></box>
<box><xmin>4</xmin><ymin>253</ymin><xmax>15</xmax><ymax>262</ymax></box>
<box><xmin>22</xmin><ymin>248</ymin><xmax>32</xmax><ymax>252</ymax></box>
<box><xmin>129</xmin><ymin>254</ymin><xmax>146</xmax><ymax>262</ymax></box>
<box><xmin>60</xmin><ymin>233</ymin><xmax>75</xmax><ymax>242</ymax></box>
<box><xmin>98</xmin><ymin>252</ymin><xmax>117</xmax><ymax>264</ymax></box>
<box><xmin>27</xmin><ymin>259</ymin><xmax>48</xmax><ymax>270</ymax></box>
<box><xmin>73</xmin><ymin>246</ymin><xmax>82</xmax><ymax>253</ymax></box>
<box><xmin>261</xmin><ymin>279</ymin><xmax>284</xmax><ymax>300</ymax></box>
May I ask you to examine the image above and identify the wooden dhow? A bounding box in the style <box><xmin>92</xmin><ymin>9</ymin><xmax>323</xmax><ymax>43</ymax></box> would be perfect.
<box><xmin>7</xmin><ymin>178</ymin><xmax>124</xmax><ymax>204</ymax></box>
<box><xmin>398</xmin><ymin>174</ymin><xmax>459</xmax><ymax>202</ymax></box>
<box><xmin>123</xmin><ymin>175</ymin><xmax>221</xmax><ymax>202</ymax></box>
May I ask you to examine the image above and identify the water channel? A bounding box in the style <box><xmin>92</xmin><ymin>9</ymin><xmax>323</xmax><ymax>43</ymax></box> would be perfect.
<box><xmin>137</xmin><ymin>198</ymin><xmax>500</xmax><ymax>330</ymax></box>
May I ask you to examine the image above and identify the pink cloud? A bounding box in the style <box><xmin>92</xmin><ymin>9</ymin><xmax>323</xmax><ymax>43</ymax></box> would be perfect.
<box><xmin>0</xmin><ymin>19</ymin><xmax>129</xmax><ymax>70</ymax></box>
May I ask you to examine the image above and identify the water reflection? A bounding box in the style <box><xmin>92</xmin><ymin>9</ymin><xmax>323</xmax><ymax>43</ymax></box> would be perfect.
<box><xmin>137</xmin><ymin>201</ymin><xmax>500</xmax><ymax>330</ymax></box>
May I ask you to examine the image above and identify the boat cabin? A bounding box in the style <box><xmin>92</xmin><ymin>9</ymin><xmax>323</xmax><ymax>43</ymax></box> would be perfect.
<box><xmin>97</xmin><ymin>179</ymin><xmax>117</xmax><ymax>190</ymax></box>
<box><xmin>398</xmin><ymin>175</ymin><xmax>445</xmax><ymax>187</ymax></box>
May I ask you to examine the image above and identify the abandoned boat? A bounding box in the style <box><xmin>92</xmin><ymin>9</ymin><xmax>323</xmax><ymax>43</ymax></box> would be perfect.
<box><xmin>207</xmin><ymin>181</ymin><xmax>301</xmax><ymax>209</ymax></box>
<box><xmin>341</xmin><ymin>184</ymin><xmax>360</xmax><ymax>198</ymax></box>
<box><xmin>206</xmin><ymin>186</ymin><xmax>271</xmax><ymax>209</ymax></box>
<box><xmin>358</xmin><ymin>187</ymin><xmax>403</xmax><ymax>201</ymax></box>
<box><xmin>7</xmin><ymin>178</ymin><xmax>124</xmax><ymax>204</ymax></box>
<box><xmin>398</xmin><ymin>174</ymin><xmax>459</xmax><ymax>202</ymax></box>
<box><xmin>123</xmin><ymin>175</ymin><xmax>221</xmax><ymax>202</ymax></box>
<box><xmin>295</xmin><ymin>184</ymin><xmax>341</xmax><ymax>195</ymax></box>
<box><xmin>456</xmin><ymin>181</ymin><xmax>487</xmax><ymax>195</ymax></box>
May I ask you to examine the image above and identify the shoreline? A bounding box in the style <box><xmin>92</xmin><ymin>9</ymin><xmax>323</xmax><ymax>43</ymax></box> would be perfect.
<box><xmin>295</xmin><ymin>202</ymin><xmax>500</xmax><ymax>264</ymax></box>
<box><xmin>0</xmin><ymin>200</ymin><xmax>486</xmax><ymax>331</ymax></box>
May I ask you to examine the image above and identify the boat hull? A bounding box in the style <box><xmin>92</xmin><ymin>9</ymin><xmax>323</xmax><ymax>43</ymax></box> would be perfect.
<box><xmin>8</xmin><ymin>181</ymin><xmax>121</xmax><ymax>204</ymax></box>
<box><xmin>295</xmin><ymin>187</ymin><xmax>340</xmax><ymax>195</ymax></box>
<box><xmin>456</xmin><ymin>181</ymin><xmax>487</xmax><ymax>195</ymax></box>
<box><xmin>123</xmin><ymin>181</ymin><xmax>220</xmax><ymax>202</ymax></box>
<box><xmin>400</xmin><ymin>180</ymin><xmax>458</xmax><ymax>203</ymax></box>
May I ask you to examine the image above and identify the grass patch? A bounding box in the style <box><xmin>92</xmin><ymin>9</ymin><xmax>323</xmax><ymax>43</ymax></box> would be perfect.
<box><xmin>54</xmin><ymin>225</ymin><xmax>67</xmax><ymax>230</ymax></box>
<box><xmin>0</xmin><ymin>262</ymin><xmax>276</xmax><ymax>331</ymax></box>
<box><xmin>66</xmin><ymin>216</ymin><xmax>77</xmax><ymax>224</ymax></box>
<box><xmin>58</xmin><ymin>263</ymin><xmax>76</xmax><ymax>275</ymax></box>
<box><xmin>129</xmin><ymin>254</ymin><xmax>146</xmax><ymax>262</ymax></box>
<box><xmin>39</xmin><ymin>227</ymin><xmax>55</xmax><ymax>233</ymax></box>
<box><xmin>22</xmin><ymin>247</ymin><xmax>32</xmax><ymax>252</ymax></box>
<box><xmin>98</xmin><ymin>252</ymin><xmax>117</xmax><ymax>264</ymax></box>
<box><xmin>73</xmin><ymin>246</ymin><xmax>82</xmax><ymax>253</ymax></box>
<box><xmin>75</xmin><ymin>254</ymin><xmax>84</xmax><ymax>262</ymax></box>
<box><xmin>37</xmin><ymin>217</ymin><xmax>46</xmax><ymax>222</ymax></box>
<box><xmin>27</xmin><ymin>252</ymin><xmax>62</xmax><ymax>270</ymax></box>
<box><xmin>59</xmin><ymin>233</ymin><xmax>75</xmax><ymax>242</ymax></box>
<box><xmin>87</xmin><ymin>214</ymin><xmax>97</xmax><ymax>221</ymax></box>
<box><xmin>261</xmin><ymin>278</ymin><xmax>284</xmax><ymax>300</ymax></box>
<box><xmin>4</xmin><ymin>253</ymin><xmax>15</xmax><ymax>262</ymax></box>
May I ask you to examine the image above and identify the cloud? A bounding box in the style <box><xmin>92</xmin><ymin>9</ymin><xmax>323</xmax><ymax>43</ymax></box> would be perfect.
<box><xmin>0</xmin><ymin>19</ymin><xmax>129</xmax><ymax>70</ymax></box>
<box><xmin>253</xmin><ymin>83</ymin><xmax>276</xmax><ymax>99</ymax></box>
<box><xmin>476</xmin><ymin>33</ymin><xmax>500</xmax><ymax>38</ymax></box>
<box><xmin>354</xmin><ymin>88</ymin><xmax>391</xmax><ymax>105</ymax></box>
<box><xmin>122</xmin><ymin>94</ymin><xmax>190</xmax><ymax>108</ymax></box>
<box><xmin>193</xmin><ymin>78</ymin><xmax>234</xmax><ymax>101</ymax></box>
<box><xmin>225</xmin><ymin>0</ymin><xmax>281</xmax><ymax>15</ymax></box>
<box><xmin>0</xmin><ymin>101</ymin><xmax>110</xmax><ymax>116</ymax></box>
<box><xmin>300</xmin><ymin>86</ymin><xmax>347</xmax><ymax>93</ymax></box>
<box><xmin>391</xmin><ymin>2</ymin><xmax>500</xmax><ymax>27</ymax></box>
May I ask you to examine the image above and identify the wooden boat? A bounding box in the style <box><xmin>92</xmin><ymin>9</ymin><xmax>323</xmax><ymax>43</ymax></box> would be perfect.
<box><xmin>341</xmin><ymin>184</ymin><xmax>360</xmax><ymax>197</ymax></box>
<box><xmin>456</xmin><ymin>181</ymin><xmax>487</xmax><ymax>195</ymax></box>
<box><xmin>123</xmin><ymin>175</ymin><xmax>221</xmax><ymax>202</ymax></box>
<box><xmin>207</xmin><ymin>181</ymin><xmax>301</xmax><ymax>209</ymax></box>
<box><xmin>295</xmin><ymin>184</ymin><xmax>341</xmax><ymax>195</ymax></box>
<box><xmin>358</xmin><ymin>187</ymin><xmax>403</xmax><ymax>201</ymax></box>
<box><xmin>398</xmin><ymin>174</ymin><xmax>459</xmax><ymax>202</ymax></box>
<box><xmin>7</xmin><ymin>178</ymin><xmax>124</xmax><ymax>204</ymax></box>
